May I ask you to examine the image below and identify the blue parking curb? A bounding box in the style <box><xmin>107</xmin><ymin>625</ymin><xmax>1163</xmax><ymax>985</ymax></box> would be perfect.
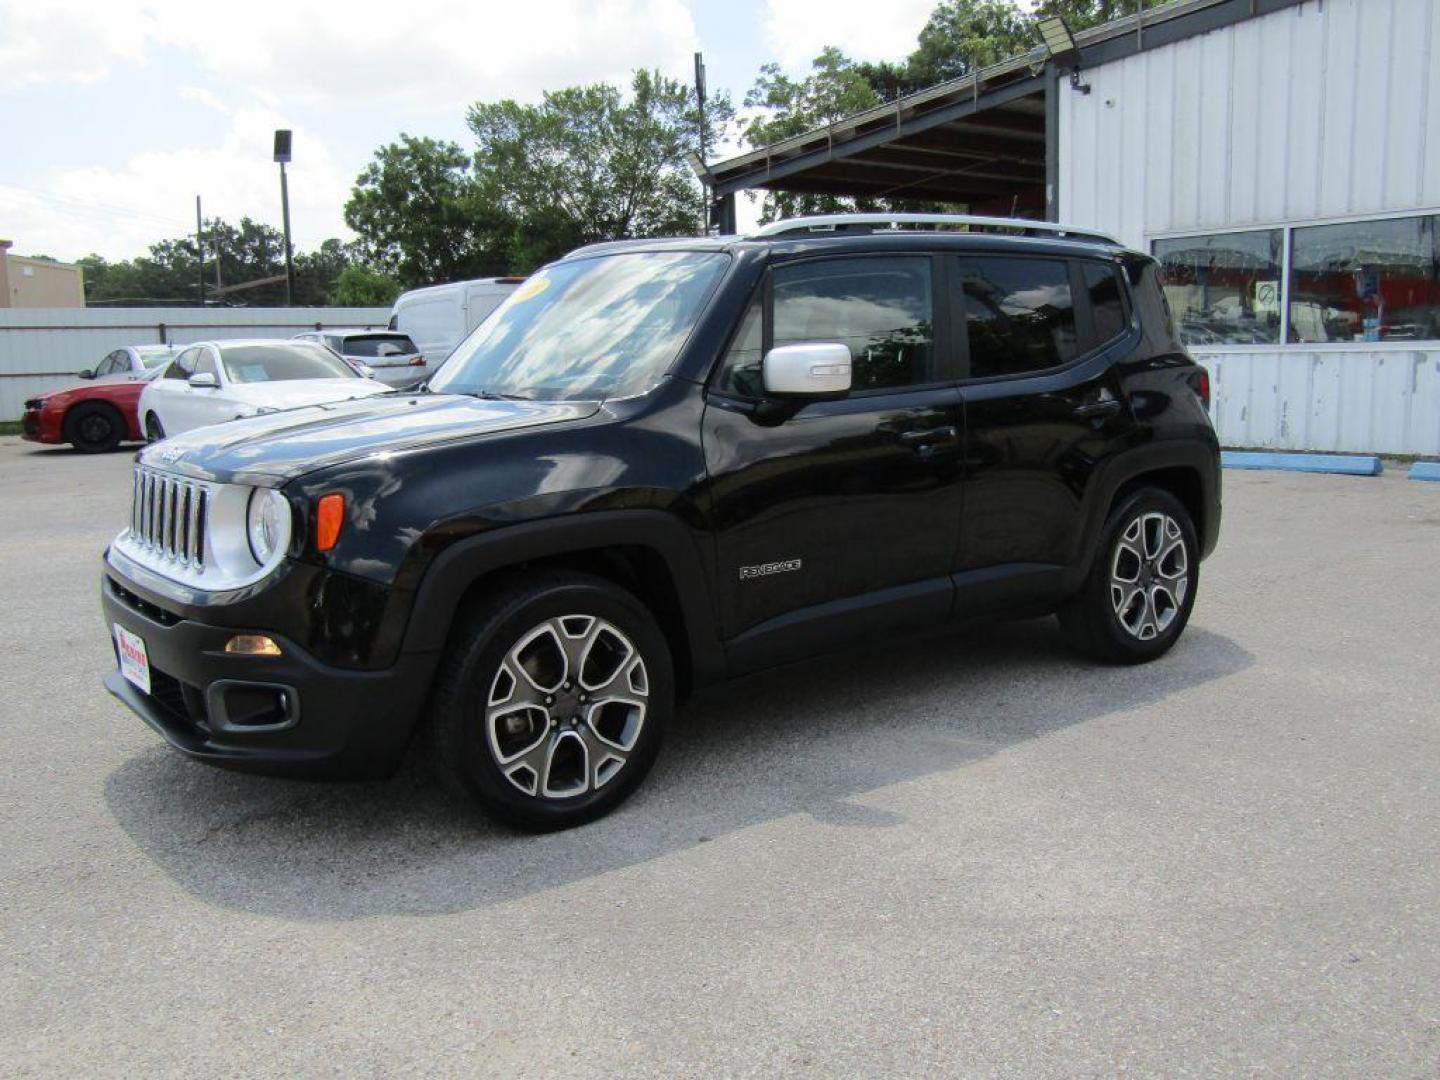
<box><xmin>1220</xmin><ymin>451</ymin><xmax>1383</xmax><ymax>476</ymax></box>
<box><xmin>1410</xmin><ymin>462</ymin><xmax>1440</xmax><ymax>482</ymax></box>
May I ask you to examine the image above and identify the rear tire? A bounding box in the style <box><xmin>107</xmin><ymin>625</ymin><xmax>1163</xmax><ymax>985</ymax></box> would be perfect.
<box><xmin>64</xmin><ymin>402</ymin><xmax>124</xmax><ymax>453</ymax></box>
<box><xmin>1058</xmin><ymin>487</ymin><xmax>1199</xmax><ymax>664</ymax></box>
<box><xmin>423</xmin><ymin>571</ymin><xmax>672</xmax><ymax>832</ymax></box>
<box><xmin>144</xmin><ymin>413</ymin><xmax>165</xmax><ymax>443</ymax></box>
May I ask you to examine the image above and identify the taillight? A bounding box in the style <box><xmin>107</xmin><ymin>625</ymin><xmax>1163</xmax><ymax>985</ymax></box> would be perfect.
<box><xmin>1194</xmin><ymin>367</ymin><xmax>1211</xmax><ymax>410</ymax></box>
<box><xmin>315</xmin><ymin>493</ymin><xmax>345</xmax><ymax>552</ymax></box>
<box><xmin>408</xmin><ymin>355</ymin><xmax>426</xmax><ymax>367</ymax></box>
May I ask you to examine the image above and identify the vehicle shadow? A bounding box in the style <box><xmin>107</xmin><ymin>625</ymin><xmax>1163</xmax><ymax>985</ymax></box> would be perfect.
<box><xmin>105</xmin><ymin>619</ymin><xmax>1252</xmax><ymax>921</ymax></box>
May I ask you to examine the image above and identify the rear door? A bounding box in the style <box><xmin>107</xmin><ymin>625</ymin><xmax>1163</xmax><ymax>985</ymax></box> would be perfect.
<box><xmin>952</xmin><ymin>253</ymin><xmax>1138</xmax><ymax>597</ymax></box>
<box><xmin>702</xmin><ymin>252</ymin><xmax>965</xmax><ymax>670</ymax></box>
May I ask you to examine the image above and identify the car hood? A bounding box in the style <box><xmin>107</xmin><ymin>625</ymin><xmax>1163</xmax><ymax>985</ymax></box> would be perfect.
<box><xmin>224</xmin><ymin>379</ymin><xmax>393</xmax><ymax>409</ymax></box>
<box><xmin>137</xmin><ymin>392</ymin><xmax>601</xmax><ymax>484</ymax></box>
<box><xmin>31</xmin><ymin>379</ymin><xmax>145</xmax><ymax>407</ymax></box>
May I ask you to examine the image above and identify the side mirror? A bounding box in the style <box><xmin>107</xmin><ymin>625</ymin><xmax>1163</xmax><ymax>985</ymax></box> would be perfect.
<box><xmin>78</xmin><ymin>369</ymin><xmax>95</xmax><ymax>380</ymax></box>
<box><xmin>188</xmin><ymin>372</ymin><xmax>219</xmax><ymax>389</ymax></box>
<box><xmin>762</xmin><ymin>343</ymin><xmax>852</xmax><ymax>398</ymax></box>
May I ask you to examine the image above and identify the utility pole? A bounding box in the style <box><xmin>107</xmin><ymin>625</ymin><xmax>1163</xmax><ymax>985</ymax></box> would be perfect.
<box><xmin>274</xmin><ymin>129</ymin><xmax>296</xmax><ymax>305</ymax></box>
<box><xmin>694</xmin><ymin>52</ymin><xmax>708</xmax><ymax>234</ymax></box>
<box><xmin>195</xmin><ymin>195</ymin><xmax>205</xmax><ymax>306</ymax></box>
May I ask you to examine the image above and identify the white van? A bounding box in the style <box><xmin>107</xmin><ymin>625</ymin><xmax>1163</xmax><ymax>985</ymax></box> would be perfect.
<box><xmin>388</xmin><ymin>276</ymin><xmax>525</xmax><ymax>369</ymax></box>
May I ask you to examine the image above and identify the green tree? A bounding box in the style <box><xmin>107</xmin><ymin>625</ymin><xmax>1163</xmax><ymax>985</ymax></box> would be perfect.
<box><xmin>329</xmin><ymin>264</ymin><xmax>401</xmax><ymax>306</ymax></box>
<box><xmin>78</xmin><ymin>218</ymin><xmax>354</xmax><ymax>306</ymax></box>
<box><xmin>467</xmin><ymin>68</ymin><xmax>733</xmax><ymax>270</ymax></box>
<box><xmin>344</xmin><ymin>134</ymin><xmax>509</xmax><ymax>288</ymax></box>
<box><xmin>1032</xmin><ymin>0</ymin><xmax>1168</xmax><ymax>32</ymax></box>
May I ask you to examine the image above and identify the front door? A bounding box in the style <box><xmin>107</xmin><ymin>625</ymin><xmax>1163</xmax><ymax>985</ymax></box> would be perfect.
<box><xmin>701</xmin><ymin>253</ymin><xmax>964</xmax><ymax>671</ymax></box>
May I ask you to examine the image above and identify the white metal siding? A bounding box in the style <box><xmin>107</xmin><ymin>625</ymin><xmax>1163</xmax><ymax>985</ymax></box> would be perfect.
<box><xmin>0</xmin><ymin>307</ymin><xmax>390</xmax><ymax>420</ymax></box>
<box><xmin>1060</xmin><ymin>0</ymin><xmax>1440</xmax><ymax>455</ymax></box>
<box><xmin>1062</xmin><ymin>0</ymin><xmax>1440</xmax><ymax>244</ymax></box>
<box><xmin>1200</xmin><ymin>346</ymin><xmax>1440</xmax><ymax>455</ymax></box>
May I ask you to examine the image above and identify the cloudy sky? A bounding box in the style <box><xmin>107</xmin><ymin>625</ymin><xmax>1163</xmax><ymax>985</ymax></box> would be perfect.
<box><xmin>0</xmin><ymin>0</ymin><xmax>949</xmax><ymax>263</ymax></box>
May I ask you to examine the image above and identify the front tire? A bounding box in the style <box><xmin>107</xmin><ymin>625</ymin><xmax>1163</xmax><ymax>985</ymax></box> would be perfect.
<box><xmin>64</xmin><ymin>402</ymin><xmax>124</xmax><ymax>453</ymax></box>
<box><xmin>424</xmin><ymin>571</ymin><xmax>672</xmax><ymax>831</ymax></box>
<box><xmin>1059</xmin><ymin>488</ymin><xmax>1199</xmax><ymax>664</ymax></box>
<box><xmin>144</xmin><ymin>413</ymin><xmax>165</xmax><ymax>443</ymax></box>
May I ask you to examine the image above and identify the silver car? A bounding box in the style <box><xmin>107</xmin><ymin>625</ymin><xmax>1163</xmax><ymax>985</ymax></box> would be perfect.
<box><xmin>293</xmin><ymin>329</ymin><xmax>427</xmax><ymax>387</ymax></box>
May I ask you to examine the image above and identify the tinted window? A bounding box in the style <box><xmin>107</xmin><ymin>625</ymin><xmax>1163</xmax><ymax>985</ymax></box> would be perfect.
<box><xmin>220</xmin><ymin>342</ymin><xmax>358</xmax><ymax>383</ymax></box>
<box><xmin>959</xmin><ymin>257</ymin><xmax>1077</xmax><ymax>377</ymax></box>
<box><xmin>101</xmin><ymin>350</ymin><xmax>126</xmax><ymax>375</ymax></box>
<box><xmin>772</xmin><ymin>257</ymin><xmax>933</xmax><ymax>391</ymax></box>
<box><xmin>716</xmin><ymin>295</ymin><xmax>763</xmax><ymax>396</ymax></box>
<box><xmin>166</xmin><ymin>347</ymin><xmax>201</xmax><ymax>380</ymax></box>
<box><xmin>1083</xmin><ymin>262</ymin><xmax>1127</xmax><ymax>346</ymax></box>
<box><xmin>342</xmin><ymin>334</ymin><xmax>419</xmax><ymax>358</ymax></box>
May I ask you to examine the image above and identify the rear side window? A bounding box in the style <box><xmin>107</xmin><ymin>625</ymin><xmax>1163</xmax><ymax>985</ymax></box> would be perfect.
<box><xmin>958</xmin><ymin>257</ymin><xmax>1078</xmax><ymax>378</ymax></box>
<box><xmin>1083</xmin><ymin>262</ymin><xmax>1128</xmax><ymax>346</ymax></box>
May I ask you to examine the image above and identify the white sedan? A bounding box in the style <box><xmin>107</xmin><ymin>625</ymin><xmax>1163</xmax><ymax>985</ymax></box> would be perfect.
<box><xmin>139</xmin><ymin>339</ymin><xmax>393</xmax><ymax>440</ymax></box>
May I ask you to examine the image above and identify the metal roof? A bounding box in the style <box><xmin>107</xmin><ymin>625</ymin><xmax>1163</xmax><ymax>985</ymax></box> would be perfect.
<box><xmin>703</xmin><ymin>0</ymin><xmax>1307</xmax><ymax>208</ymax></box>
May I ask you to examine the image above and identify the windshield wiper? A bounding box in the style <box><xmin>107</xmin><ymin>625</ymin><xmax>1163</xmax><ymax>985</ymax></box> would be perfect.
<box><xmin>464</xmin><ymin>389</ymin><xmax>533</xmax><ymax>402</ymax></box>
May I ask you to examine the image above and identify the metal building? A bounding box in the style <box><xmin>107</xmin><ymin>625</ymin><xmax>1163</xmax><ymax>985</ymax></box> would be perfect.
<box><xmin>701</xmin><ymin>0</ymin><xmax>1440</xmax><ymax>456</ymax></box>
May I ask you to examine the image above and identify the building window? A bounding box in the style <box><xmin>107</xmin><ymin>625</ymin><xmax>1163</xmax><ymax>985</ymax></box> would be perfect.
<box><xmin>1152</xmin><ymin>230</ymin><xmax>1283</xmax><ymax>345</ymax></box>
<box><xmin>1288</xmin><ymin>215</ymin><xmax>1440</xmax><ymax>343</ymax></box>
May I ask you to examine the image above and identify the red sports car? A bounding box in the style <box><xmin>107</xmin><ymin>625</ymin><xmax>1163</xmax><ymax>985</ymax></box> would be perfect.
<box><xmin>23</xmin><ymin>366</ymin><xmax>164</xmax><ymax>452</ymax></box>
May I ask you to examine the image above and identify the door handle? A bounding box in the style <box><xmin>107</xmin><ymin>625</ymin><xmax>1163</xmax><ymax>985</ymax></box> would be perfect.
<box><xmin>896</xmin><ymin>424</ymin><xmax>959</xmax><ymax>447</ymax></box>
<box><xmin>1074</xmin><ymin>398</ymin><xmax>1122</xmax><ymax>418</ymax></box>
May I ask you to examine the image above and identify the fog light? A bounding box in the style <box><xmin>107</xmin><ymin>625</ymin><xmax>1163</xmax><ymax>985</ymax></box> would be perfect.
<box><xmin>225</xmin><ymin>634</ymin><xmax>282</xmax><ymax>656</ymax></box>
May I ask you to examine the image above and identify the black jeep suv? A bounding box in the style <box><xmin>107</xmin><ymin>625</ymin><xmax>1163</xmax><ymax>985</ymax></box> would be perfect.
<box><xmin>101</xmin><ymin>214</ymin><xmax>1220</xmax><ymax>830</ymax></box>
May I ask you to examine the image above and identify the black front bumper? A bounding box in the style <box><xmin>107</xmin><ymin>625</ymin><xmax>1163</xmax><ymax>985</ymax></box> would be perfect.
<box><xmin>102</xmin><ymin>571</ymin><xmax>439</xmax><ymax>779</ymax></box>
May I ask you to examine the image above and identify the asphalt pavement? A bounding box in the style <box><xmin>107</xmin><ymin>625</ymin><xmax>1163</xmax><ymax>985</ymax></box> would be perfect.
<box><xmin>1</xmin><ymin>436</ymin><xmax>1436</xmax><ymax>1076</ymax></box>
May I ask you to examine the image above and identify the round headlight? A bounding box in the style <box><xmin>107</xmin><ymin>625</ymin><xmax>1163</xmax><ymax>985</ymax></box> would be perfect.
<box><xmin>245</xmin><ymin>488</ymin><xmax>292</xmax><ymax>566</ymax></box>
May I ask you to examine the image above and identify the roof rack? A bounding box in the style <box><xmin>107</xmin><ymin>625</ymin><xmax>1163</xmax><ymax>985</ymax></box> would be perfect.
<box><xmin>748</xmin><ymin>213</ymin><xmax>1120</xmax><ymax>246</ymax></box>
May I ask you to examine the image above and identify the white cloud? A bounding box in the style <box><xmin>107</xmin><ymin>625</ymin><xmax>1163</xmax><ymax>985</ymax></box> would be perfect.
<box><xmin>0</xmin><ymin>0</ymin><xmax>704</xmax><ymax>261</ymax></box>
<box><xmin>761</xmin><ymin>0</ymin><xmax>938</xmax><ymax>72</ymax></box>
<box><xmin>0</xmin><ymin>0</ymin><xmax>700</xmax><ymax>109</ymax></box>
<box><xmin>2</xmin><ymin>107</ymin><xmax>353</xmax><ymax>261</ymax></box>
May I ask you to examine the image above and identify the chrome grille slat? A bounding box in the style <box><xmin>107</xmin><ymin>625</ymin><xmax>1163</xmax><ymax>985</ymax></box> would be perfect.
<box><xmin>128</xmin><ymin>466</ymin><xmax>208</xmax><ymax>571</ymax></box>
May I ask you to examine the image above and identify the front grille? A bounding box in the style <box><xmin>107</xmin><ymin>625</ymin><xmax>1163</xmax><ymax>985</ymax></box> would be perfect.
<box><xmin>130</xmin><ymin>468</ymin><xmax>209</xmax><ymax>569</ymax></box>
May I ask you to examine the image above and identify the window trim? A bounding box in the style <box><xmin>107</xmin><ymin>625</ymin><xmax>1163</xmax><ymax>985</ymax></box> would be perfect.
<box><xmin>707</xmin><ymin>251</ymin><xmax>952</xmax><ymax>402</ymax></box>
<box><xmin>1149</xmin><ymin>205</ymin><xmax>1440</xmax><ymax>348</ymax></box>
<box><xmin>951</xmin><ymin>251</ymin><xmax>1133</xmax><ymax>385</ymax></box>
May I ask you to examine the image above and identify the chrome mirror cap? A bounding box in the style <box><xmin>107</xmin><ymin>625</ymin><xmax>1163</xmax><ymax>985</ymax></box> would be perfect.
<box><xmin>762</xmin><ymin>342</ymin><xmax>852</xmax><ymax>398</ymax></box>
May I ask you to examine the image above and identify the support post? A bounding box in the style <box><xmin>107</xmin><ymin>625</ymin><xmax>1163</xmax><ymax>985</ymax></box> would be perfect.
<box><xmin>279</xmin><ymin>162</ymin><xmax>296</xmax><ymax>305</ymax></box>
<box><xmin>1044</xmin><ymin>62</ymin><xmax>1060</xmax><ymax>222</ymax></box>
<box><xmin>195</xmin><ymin>196</ymin><xmax>205</xmax><ymax>307</ymax></box>
<box><xmin>713</xmin><ymin>192</ymin><xmax>737</xmax><ymax>236</ymax></box>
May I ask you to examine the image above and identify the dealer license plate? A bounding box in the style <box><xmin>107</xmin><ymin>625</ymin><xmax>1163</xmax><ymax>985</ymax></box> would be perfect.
<box><xmin>114</xmin><ymin>624</ymin><xmax>151</xmax><ymax>695</ymax></box>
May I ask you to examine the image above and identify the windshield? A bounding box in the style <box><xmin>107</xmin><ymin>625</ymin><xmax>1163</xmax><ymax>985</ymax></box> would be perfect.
<box><xmin>138</xmin><ymin>349</ymin><xmax>175</xmax><ymax>369</ymax></box>
<box><xmin>221</xmin><ymin>342</ymin><xmax>359</xmax><ymax>384</ymax></box>
<box><xmin>430</xmin><ymin>251</ymin><xmax>728</xmax><ymax>401</ymax></box>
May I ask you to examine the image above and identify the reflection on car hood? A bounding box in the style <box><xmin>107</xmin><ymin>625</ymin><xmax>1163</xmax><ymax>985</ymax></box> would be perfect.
<box><xmin>225</xmin><ymin>378</ymin><xmax>393</xmax><ymax>409</ymax></box>
<box><xmin>138</xmin><ymin>393</ymin><xmax>601</xmax><ymax>484</ymax></box>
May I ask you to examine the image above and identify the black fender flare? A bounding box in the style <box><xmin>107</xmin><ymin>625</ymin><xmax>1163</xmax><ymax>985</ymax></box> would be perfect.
<box><xmin>1067</xmin><ymin>439</ymin><xmax>1221</xmax><ymax>590</ymax></box>
<box><xmin>399</xmin><ymin>510</ymin><xmax>726</xmax><ymax>686</ymax></box>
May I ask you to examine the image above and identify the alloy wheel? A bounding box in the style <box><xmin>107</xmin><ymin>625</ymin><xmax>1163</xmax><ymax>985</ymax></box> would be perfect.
<box><xmin>1110</xmin><ymin>511</ymin><xmax>1190</xmax><ymax>640</ymax></box>
<box><xmin>485</xmin><ymin>615</ymin><xmax>649</xmax><ymax>799</ymax></box>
